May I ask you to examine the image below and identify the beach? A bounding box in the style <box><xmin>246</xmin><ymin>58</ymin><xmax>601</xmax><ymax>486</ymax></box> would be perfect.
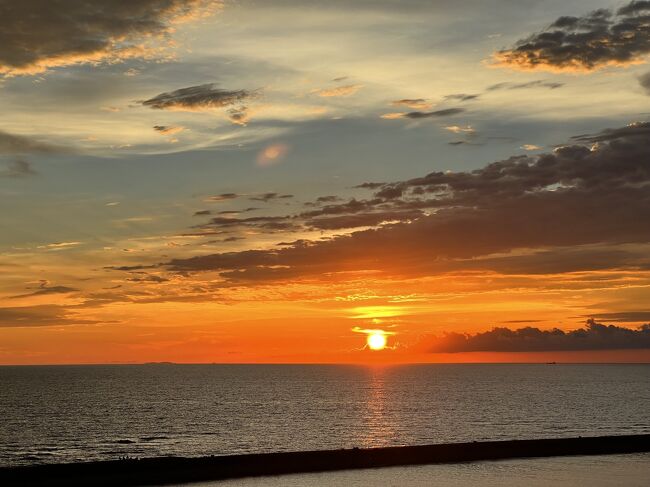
<box><xmin>188</xmin><ymin>453</ymin><xmax>650</xmax><ymax>487</ymax></box>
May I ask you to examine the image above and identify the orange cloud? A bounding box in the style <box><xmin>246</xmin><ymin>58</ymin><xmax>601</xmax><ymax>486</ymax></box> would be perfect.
<box><xmin>315</xmin><ymin>84</ymin><xmax>363</xmax><ymax>97</ymax></box>
<box><xmin>391</xmin><ymin>99</ymin><xmax>432</xmax><ymax>110</ymax></box>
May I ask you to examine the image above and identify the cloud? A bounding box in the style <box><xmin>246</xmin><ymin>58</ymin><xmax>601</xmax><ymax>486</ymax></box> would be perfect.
<box><xmin>10</xmin><ymin>284</ymin><xmax>78</xmax><ymax>299</ymax></box>
<box><xmin>218</xmin><ymin>208</ymin><xmax>259</xmax><ymax>214</ymax></box>
<box><xmin>0</xmin><ymin>0</ymin><xmax>222</xmax><ymax>76</ymax></box>
<box><xmin>444</xmin><ymin>93</ymin><xmax>480</xmax><ymax>102</ymax></box>
<box><xmin>37</xmin><ymin>241</ymin><xmax>83</xmax><ymax>250</ymax></box>
<box><xmin>153</xmin><ymin>125</ymin><xmax>185</xmax><ymax>135</ymax></box>
<box><xmin>125</xmin><ymin>274</ymin><xmax>169</xmax><ymax>283</ymax></box>
<box><xmin>249</xmin><ymin>193</ymin><xmax>294</xmax><ymax>202</ymax></box>
<box><xmin>588</xmin><ymin>311</ymin><xmax>650</xmax><ymax>322</ymax></box>
<box><xmin>444</xmin><ymin>125</ymin><xmax>475</xmax><ymax>134</ymax></box>
<box><xmin>0</xmin><ymin>158</ymin><xmax>36</xmax><ymax>178</ymax></box>
<box><xmin>639</xmin><ymin>71</ymin><xmax>650</xmax><ymax>94</ymax></box>
<box><xmin>116</xmin><ymin>121</ymin><xmax>650</xmax><ymax>283</ymax></box>
<box><xmin>425</xmin><ymin>320</ymin><xmax>650</xmax><ymax>352</ymax></box>
<box><xmin>382</xmin><ymin>108</ymin><xmax>465</xmax><ymax>120</ymax></box>
<box><xmin>404</xmin><ymin>108</ymin><xmax>465</xmax><ymax>119</ymax></box>
<box><xmin>227</xmin><ymin>107</ymin><xmax>252</xmax><ymax>126</ymax></box>
<box><xmin>494</xmin><ymin>1</ymin><xmax>650</xmax><ymax>72</ymax></box>
<box><xmin>142</xmin><ymin>84</ymin><xmax>256</xmax><ymax>112</ymax></box>
<box><xmin>305</xmin><ymin>209</ymin><xmax>423</xmax><ymax>230</ymax></box>
<box><xmin>0</xmin><ymin>305</ymin><xmax>97</xmax><ymax>327</ymax></box>
<box><xmin>0</xmin><ymin>130</ymin><xmax>69</xmax><ymax>155</ymax></box>
<box><xmin>314</xmin><ymin>84</ymin><xmax>363</xmax><ymax>97</ymax></box>
<box><xmin>391</xmin><ymin>99</ymin><xmax>432</xmax><ymax>109</ymax></box>
<box><xmin>487</xmin><ymin>80</ymin><xmax>564</xmax><ymax>91</ymax></box>
<box><xmin>197</xmin><ymin>215</ymin><xmax>298</xmax><ymax>233</ymax></box>
<box><xmin>205</xmin><ymin>193</ymin><xmax>240</xmax><ymax>202</ymax></box>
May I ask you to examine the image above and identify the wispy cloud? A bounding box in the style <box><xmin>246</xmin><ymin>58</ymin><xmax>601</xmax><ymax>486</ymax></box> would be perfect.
<box><xmin>0</xmin><ymin>130</ymin><xmax>70</xmax><ymax>155</ymax></box>
<box><xmin>0</xmin><ymin>158</ymin><xmax>37</xmax><ymax>178</ymax></box>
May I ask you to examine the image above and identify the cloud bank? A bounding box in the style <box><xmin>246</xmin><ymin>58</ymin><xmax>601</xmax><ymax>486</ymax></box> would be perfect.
<box><xmin>426</xmin><ymin>320</ymin><xmax>650</xmax><ymax>352</ymax></box>
<box><xmin>114</xmin><ymin>121</ymin><xmax>650</xmax><ymax>283</ymax></box>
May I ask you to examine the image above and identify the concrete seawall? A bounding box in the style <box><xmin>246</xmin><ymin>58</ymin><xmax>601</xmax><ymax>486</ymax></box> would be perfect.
<box><xmin>2</xmin><ymin>434</ymin><xmax>650</xmax><ymax>486</ymax></box>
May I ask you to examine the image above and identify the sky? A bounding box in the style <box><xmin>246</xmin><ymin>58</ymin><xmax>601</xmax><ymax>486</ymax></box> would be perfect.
<box><xmin>1</xmin><ymin>0</ymin><xmax>650</xmax><ymax>364</ymax></box>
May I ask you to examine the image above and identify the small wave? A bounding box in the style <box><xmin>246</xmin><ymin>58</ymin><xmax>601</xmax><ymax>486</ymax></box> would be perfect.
<box><xmin>113</xmin><ymin>439</ymin><xmax>135</xmax><ymax>444</ymax></box>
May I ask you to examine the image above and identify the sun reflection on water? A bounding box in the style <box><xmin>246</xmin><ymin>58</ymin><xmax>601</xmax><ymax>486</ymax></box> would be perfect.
<box><xmin>357</xmin><ymin>367</ymin><xmax>398</xmax><ymax>449</ymax></box>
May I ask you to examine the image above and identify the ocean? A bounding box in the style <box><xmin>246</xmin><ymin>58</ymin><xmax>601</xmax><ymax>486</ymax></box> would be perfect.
<box><xmin>1</xmin><ymin>364</ymin><xmax>649</xmax><ymax>468</ymax></box>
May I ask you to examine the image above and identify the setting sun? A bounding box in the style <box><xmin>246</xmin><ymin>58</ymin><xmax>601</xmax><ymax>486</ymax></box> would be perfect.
<box><xmin>367</xmin><ymin>332</ymin><xmax>387</xmax><ymax>351</ymax></box>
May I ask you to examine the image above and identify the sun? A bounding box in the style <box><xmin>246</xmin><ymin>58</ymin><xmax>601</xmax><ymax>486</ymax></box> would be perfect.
<box><xmin>367</xmin><ymin>332</ymin><xmax>387</xmax><ymax>351</ymax></box>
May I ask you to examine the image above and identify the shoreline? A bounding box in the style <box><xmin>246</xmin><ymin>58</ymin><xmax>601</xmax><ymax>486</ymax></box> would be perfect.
<box><xmin>2</xmin><ymin>435</ymin><xmax>650</xmax><ymax>486</ymax></box>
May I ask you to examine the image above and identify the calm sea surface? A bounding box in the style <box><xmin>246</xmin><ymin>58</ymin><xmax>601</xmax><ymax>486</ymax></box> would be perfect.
<box><xmin>1</xmin><ymin>364</ymin><xmax>649</xmax><ymax>467</ymax></box>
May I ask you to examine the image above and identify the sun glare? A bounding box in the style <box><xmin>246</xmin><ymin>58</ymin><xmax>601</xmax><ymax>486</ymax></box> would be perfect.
<box><xmin>367</xmin><ymin>332</ymin><xmax>387</xmax><ymax>351</ymax></box>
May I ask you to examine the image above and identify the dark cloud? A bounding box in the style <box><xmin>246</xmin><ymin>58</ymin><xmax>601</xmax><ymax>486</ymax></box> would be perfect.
<box><xmin>444</xmin><ymin>93</ymin><xmax>480</xmax><ymax>101</ymax></box>
<box><xmin>403</xmin><ymin>108</ymin><xmax>465</xmax><ymax>119</ymax></box>
<box><xmin>142</xmin><ymin>84</ymin><xmax>257</xmax><ymax>113</ymax></box>
<box><xmin>354</xmin><ymin>182</ymin><xmax>384</xmax><ymax>190</ymax></box>
<box><xmin>426</xmin><ymin>320</ymin><xmax>650</xmax><ymax>352</ymax></box>
<box><xmin>495</xmin><ymin>1</ymin><xmax>650</xmax><ymax>71</ymax></box>
<box><xmin>299</xmin><ymin>198</ymin><xmax>380</xmax><ymax>218</ymax></box>
<box><xmin>639</xmin><ymin>71</ymin><xmax>650</xmax><ymax>94</ymax></box>
<box><xmin>487</xmin><ymin>80</ymin><xmax>564</xmax><ymax>91</ymax></box>
<box><xmin>0</xmin><ymin>130</ymin><xmax>68</xmax><ymax>155</ymax></box>
<box><xmin>316</xmin><ymin>195</ymin><xmax>342</xmax><ymax>204</ymax></box>
<box><xmin>226</xmin><ymin>107</ymin><xmax>252</xmax><ymax>126</ymax></box>
<box><xmin>391</xmin><ymin>98</ymin><xmax>431</xmax><ymax>109</ymax></box>
<box><xmin>0</xmin><ymin>0</ymin><xmax>220</xmax><ymax>76</ymax></box>
<box><xmin>197</xmin><ymin>215</ymin><xmax>298</xmax><ymax>233</ymax></box>
<box><xmin>206</xmin><ymin>193</ymin><xmax>240</xmax><ymax>202</ymax></box>
<box><xmin>0</xmin><ymin>305</ymin><xmax>98</xmax><ymax>327</ymax></box>
<box><xmin>0</xmin><ymin>158</ymin><xmax>37</xmax><ymax>178</ymax></box>
<box><xmin>249</xmin><ymin>193</ymin><xmax>294</xmax><ymax>202</ymax></box>
<box><xmin>193</xmin><ymin>210</ymin><xmax>211</xmax><ymax>216</ymax></box>
<box><xmin>10</xmin><ymin>284</ymin><xmax>77</xmax><ymax>299</ymax></box>
<box><xmin>153</xmin><ymin>125</ymin><xmax>184</xmax><ymax>135</ymax></box>
<box><xmin>306</xmin><ymin>209</ymin><xmax>424</xmax><ymax>230</ymax></box>
<box><xmin>570</xmin><ymin>122</ymin><xmax>650</xmax><ymax>142</ymax></box>
<box><xmin>588</xmin><ymin>311</ymin><xmax>650</xmax><ymax>322</ymax></box>
<box><xmin>303</xmin><ymin>195</ymin><xmax>344</xmax><ymax>208</ymax></box>
<box><xmin>125</xmin><ymin>274</ymin><xmax>169</xmax><ymax>283</ymax></box>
